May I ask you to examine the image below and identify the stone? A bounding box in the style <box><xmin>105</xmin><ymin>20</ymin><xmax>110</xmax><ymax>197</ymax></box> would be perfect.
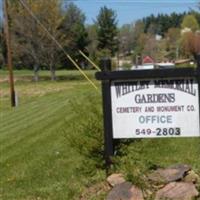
<box><xmin>80</xmin><ymin>181</ymin><xmax>111</xmax><ymax>200</ymax></box>
<box><xmin>148</xmin><ymin>164</ymin><xmax>191</xmax><ymax>184</ymax></box>
<box><xmin>155</xmin><ymin>182</ymin><xmax>199</xmax><ymax>200</ymax></box>
<box><xmin>130</xmin><ymin>186</ymin><xmax>144</xmax><ymax>200</ymax></box>
<box><xmin>184</xmin><ymin>170</ymin><xmax>200</xmax><ymax>184</ymax></box>
<box><xmin>106</xmin><ymin>182</ymin><xmax>144</xmax><ymax>200</ymax></box>
<box><xmin>169</xmin><ymin>164</ymin><xmax>191</xmax><ymax>172</ymax></box>
<box><xmin>143</xmin><ymin>189</ymin><xmax>153</xmax><ymax>199</ymax></box>
<box><xmin>107</xmin><ymin>173</ymin><xmax>126</xmax><ymax>187</ymax></box>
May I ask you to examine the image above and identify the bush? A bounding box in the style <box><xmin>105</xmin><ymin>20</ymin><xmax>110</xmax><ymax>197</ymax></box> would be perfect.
<box><xmin>65</xmin><ymin>93</ymin><xmax>104</xmax><ymax>171</ymax></box>
<box><xmin>121</xmin><ymin>63</ymin><xmax>132</xmax><ymax>70</ymax></box>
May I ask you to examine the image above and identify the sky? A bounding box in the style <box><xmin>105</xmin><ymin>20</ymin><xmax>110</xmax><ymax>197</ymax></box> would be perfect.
<box><xmin>0</xmin><ymin>0</ymin><xmax>199</xmax><ymax>26</ymax></box>
<box><xmin>72</xmin><ymin>0</ymin><xmax>199</xmax><ymax>26</ymax></box>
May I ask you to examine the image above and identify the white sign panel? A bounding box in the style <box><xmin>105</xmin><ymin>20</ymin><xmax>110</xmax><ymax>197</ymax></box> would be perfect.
<box><xmin>111</xmin><ymin>78</ymin><xmax>200</xmax><ymax>138</ymax></box>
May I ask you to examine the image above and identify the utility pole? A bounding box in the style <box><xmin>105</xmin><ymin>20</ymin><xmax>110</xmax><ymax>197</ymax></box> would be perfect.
<box><xmin>3</xmin><ymin>0</ymin><xmax>16</xmax><ymax>107</ymax></box>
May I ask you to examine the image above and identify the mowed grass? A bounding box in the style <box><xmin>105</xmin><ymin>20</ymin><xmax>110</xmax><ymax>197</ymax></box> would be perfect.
<box><xmin>1</xmin><ymin>69</ymin><xmax>200</xmax><ymax>199</ymax></box>
<box><xmin>0</xmin><ymin>70</ymin><xmax>95</xmax><ymax>82</ymax></box>
<box><xmin>0</xmin><ymin>70</ymin><xmax>106</xmax><ymax>200</ymax></box>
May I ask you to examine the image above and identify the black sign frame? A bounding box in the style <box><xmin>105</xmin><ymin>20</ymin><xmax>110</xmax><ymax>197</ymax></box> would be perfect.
<box><xmin>96</xmin><ymin>56</ymin><xmax>200</xmax><ymax>168</ymax></box>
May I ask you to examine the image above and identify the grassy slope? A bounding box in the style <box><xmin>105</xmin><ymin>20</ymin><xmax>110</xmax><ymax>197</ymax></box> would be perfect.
<box><xmin>0</xmin><ymin>71</ymin><xmax>106</xmax><ymax>200</ymax></box>
<box><xmin>1</xmin><ymin>70</ymin><xmax>200</xmax><ymax>199</ymax></box>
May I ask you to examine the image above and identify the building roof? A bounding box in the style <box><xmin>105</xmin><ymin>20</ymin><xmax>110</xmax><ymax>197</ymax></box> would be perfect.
<box><xmin>142</xmin><ymin>56</ymin><xmax>154</xmax><ymax>64</ymax></box>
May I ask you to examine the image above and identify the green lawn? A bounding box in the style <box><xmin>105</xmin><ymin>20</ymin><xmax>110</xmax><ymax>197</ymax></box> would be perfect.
<box><xmin>0</xmin><ymin>70</ymin><xmax>96</xmax><ymax>81</ymax></box>
<box><xmin>0</xmin><ymin>70</ymin><xmax>106</xmax><ymax>200</ymax></box>
<box><xmin>1</xmin><ymin>70</ymin><xmax>200</xmax><ymax>199</ymax></box>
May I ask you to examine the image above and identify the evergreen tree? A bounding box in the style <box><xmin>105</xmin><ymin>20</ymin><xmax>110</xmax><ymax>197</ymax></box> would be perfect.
<box><xmin>143</xmin><ymin>12</ymin><xmax>188</xmax><ymax>36</ymax></box>
<box><xmin>60</xmin><ymin>3</ymin><xmax>89</xmax><ymax>68</ymax></box>
<box><xmin>96</xmin><ymin>6</ymin><xmax>118</xmax><ymax>56</ymax></box>
<box><xmin>86</xmin><ymin>24</ymin><xmax>98</xmax><ymax>61</ymax></box>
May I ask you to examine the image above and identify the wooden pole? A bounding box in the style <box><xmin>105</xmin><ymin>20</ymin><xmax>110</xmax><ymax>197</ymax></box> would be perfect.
<box><xmin>197</xmin><ymin>54</ymin><xmax>200</xmax><ymax>69</ymax></box>
<box><xmin>100</xmin><ymin>58</ymin><xmax>114</xmax><ymax>172</ymax></box>
<box><xmin>3</xmin><ymin>0</ymin><xmax>16</xmax><ymax>107</ymax></box>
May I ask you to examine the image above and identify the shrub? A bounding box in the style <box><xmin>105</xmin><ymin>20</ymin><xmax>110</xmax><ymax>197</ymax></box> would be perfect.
<box><xmin>65</xmin><ymin>93</ymin><xmax>104</xmax><ymax>171</ymax></box>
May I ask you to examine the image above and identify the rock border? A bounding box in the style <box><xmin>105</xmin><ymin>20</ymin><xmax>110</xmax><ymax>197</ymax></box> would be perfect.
<box><xmin>105</xmin><ymin>164</ymin><xmax>200</xmax><ymax>200</ymax></box>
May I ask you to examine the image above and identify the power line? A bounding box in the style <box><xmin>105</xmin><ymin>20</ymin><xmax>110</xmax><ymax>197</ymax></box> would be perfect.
<box><xmin>18</xmin><ymin>0</ymin><xmax>99</xmax><ymax>91</ymax></box>
<box><xmin>79</xmin><ymin>50</ymin><xmax>101</xmax><ymax>71</ymax></box>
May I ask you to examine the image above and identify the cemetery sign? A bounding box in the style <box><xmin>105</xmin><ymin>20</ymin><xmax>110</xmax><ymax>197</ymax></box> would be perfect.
<box><xmin>111</xmin><ymin>78</ymin><xmax>199</xmax><ymax>138</ymax></box>
<box><xmin>96</xmin><ymin>57</ymin><xmax>200</xmax><ymax>166</ymax></box>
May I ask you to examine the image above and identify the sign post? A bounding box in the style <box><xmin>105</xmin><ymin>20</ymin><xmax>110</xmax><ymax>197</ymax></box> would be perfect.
<box><xmin>96</xmin><ymin>59</ymin><xmax>200</xmax><ymax>168</ymax></box>
<box><xmin>197</xmin><ymin>54</ymin><xmax>200</xmax><ymax>69</ymax></box>
<box><xmin>100</xmin><ymin>58</ymin><xmax>114</xmax><ymax>168</ymax></box>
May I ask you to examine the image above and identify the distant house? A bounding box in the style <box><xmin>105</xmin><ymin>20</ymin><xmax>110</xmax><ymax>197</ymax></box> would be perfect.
<box><xmin>132</xmin><ymin>56</ymin><xmax>177</xmax><ymax>70</ymax></box>
<box><xmin>132</xmin><ymin>56</ymin><xmax>155</xmax><ymax>70</ymax></box>
<box><xmin>175</xmin><ymin>59</ymin><xmax>192</xmax><ymax>65</ymax></box>
<box><xmin>181</xmin><ymin>27</ymin><xmax>192</xmax><ymax>35</ymax></box>
<box><xmin>142</xmin><ymin>56</ymin><xmax>154</xmax><ymax>65</ymax></box>
<box><xmin>155</xmin><ymin>34</ymin><xmax>162</xmax><ymax>41</ymax></box>
<box><xmin>181</xmin><ymin>27</ymin><xmax>200</xmax><ymax>35</ymax></box>
<box><xmin>156</xmin><ymin>62</ymin><xmax>175</xmax><ymax>69</ymax></box>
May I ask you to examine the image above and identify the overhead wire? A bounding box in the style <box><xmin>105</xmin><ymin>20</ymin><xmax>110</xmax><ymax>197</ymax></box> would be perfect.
<box><xmin>18</xmin><ymin>0</ymin><xmax>99</xmax><ymax>91</ymax></box>
<box><xmin>79</xmin><ymin>50</ymin><xmax>101</xmax><ymax>71</ymax></box>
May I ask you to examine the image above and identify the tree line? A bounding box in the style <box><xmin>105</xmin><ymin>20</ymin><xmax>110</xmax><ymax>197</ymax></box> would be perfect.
<box><xmin>142</xmin><ymin>12</ymin><xmax>200</xmax><ymax>36</ymax></box>
<box><xmin>127</xmin><ymin>10</ymin><xmax>200</xmax><ymax>64</ymax></box>
<box><xmin>0</xmin><ymin>0</ymin><xmax>200</xmax><ymax>80</ymax></box>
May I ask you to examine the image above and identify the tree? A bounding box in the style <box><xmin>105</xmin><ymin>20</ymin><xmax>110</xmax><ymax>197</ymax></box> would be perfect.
<box><xmin>180</xmin><ymin>13</ymin><xmax>200</xmax><ymax>60</ymax></box>
<box><xmin>96</xmin><ymin>6</ymin><xmax>118</xmax><ymax>56</ymax></box>
<box><xmin>181</xmin><ymin>32</ymin><xmax>200</xmax><ymax>60</ymax></box>
<box><xmin>139</xmin><ymin>35</ymin><xmax>167</xmax><ymax>62</ymax></box>
<box><xmin>181</xmin><ymin>14</ymin><xmax>199</xmax><ymax>32</ymax></box>
<box><xmin>147</xmin><ymin>23</ymin><xmax>158</xmax><ymax>35</ymax></box>
<box><xmin>142</xmin><ymin>12</ymin><xmax>187</xmax><ymax>36</ymax></box>
<box><xmin>132</xmin><ymin>20</ymin><xmax>145</xmax><ymax>62</ymax></box>
<box><xmin>86</xmin><ymin>24</ymin><xmax>98</xmax><ymax>62</ymax></box>
<box><xmin>118</xmin><ymin>24</ymin><xmax>134</xmax><ymax>56</ymax></box>
<box><xmin>165</xmin><ymin>28</ymin><xmax>181</xmax><ymax>59</ymax></box>
<box><xmin>166</xmin><ymin>28</ymin><xmax>180</xmax><ymax>45</ymax></box>
<box><xmin>59</xmin><ymin>3</ymin><xmax>89</xmax><ymax>69</ymax></box>
<box><xmin>9</xmin><ymin>0</ymin><xmax>65</xmax><ymax>81</ymax></box>
<box><xmin>135</xmin><ymin>33</ymin><xmax>148</xmax><ymax>55</ymax></box>
<box><xmin>38</xmin><ymin>0</ymin><xmax>65</xmax><ymax>80</ymax></box>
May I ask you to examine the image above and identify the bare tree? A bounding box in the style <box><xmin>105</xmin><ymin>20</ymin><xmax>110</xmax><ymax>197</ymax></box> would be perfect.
<box><xmin>181</xmin><ymin>32</ymin><xmax>200</xmax><ymax>60</ymax></box>
<box><xmin>9</xmin><ymin>0</ymin><xmax>66</xmax><ymax>81</ymax></box>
